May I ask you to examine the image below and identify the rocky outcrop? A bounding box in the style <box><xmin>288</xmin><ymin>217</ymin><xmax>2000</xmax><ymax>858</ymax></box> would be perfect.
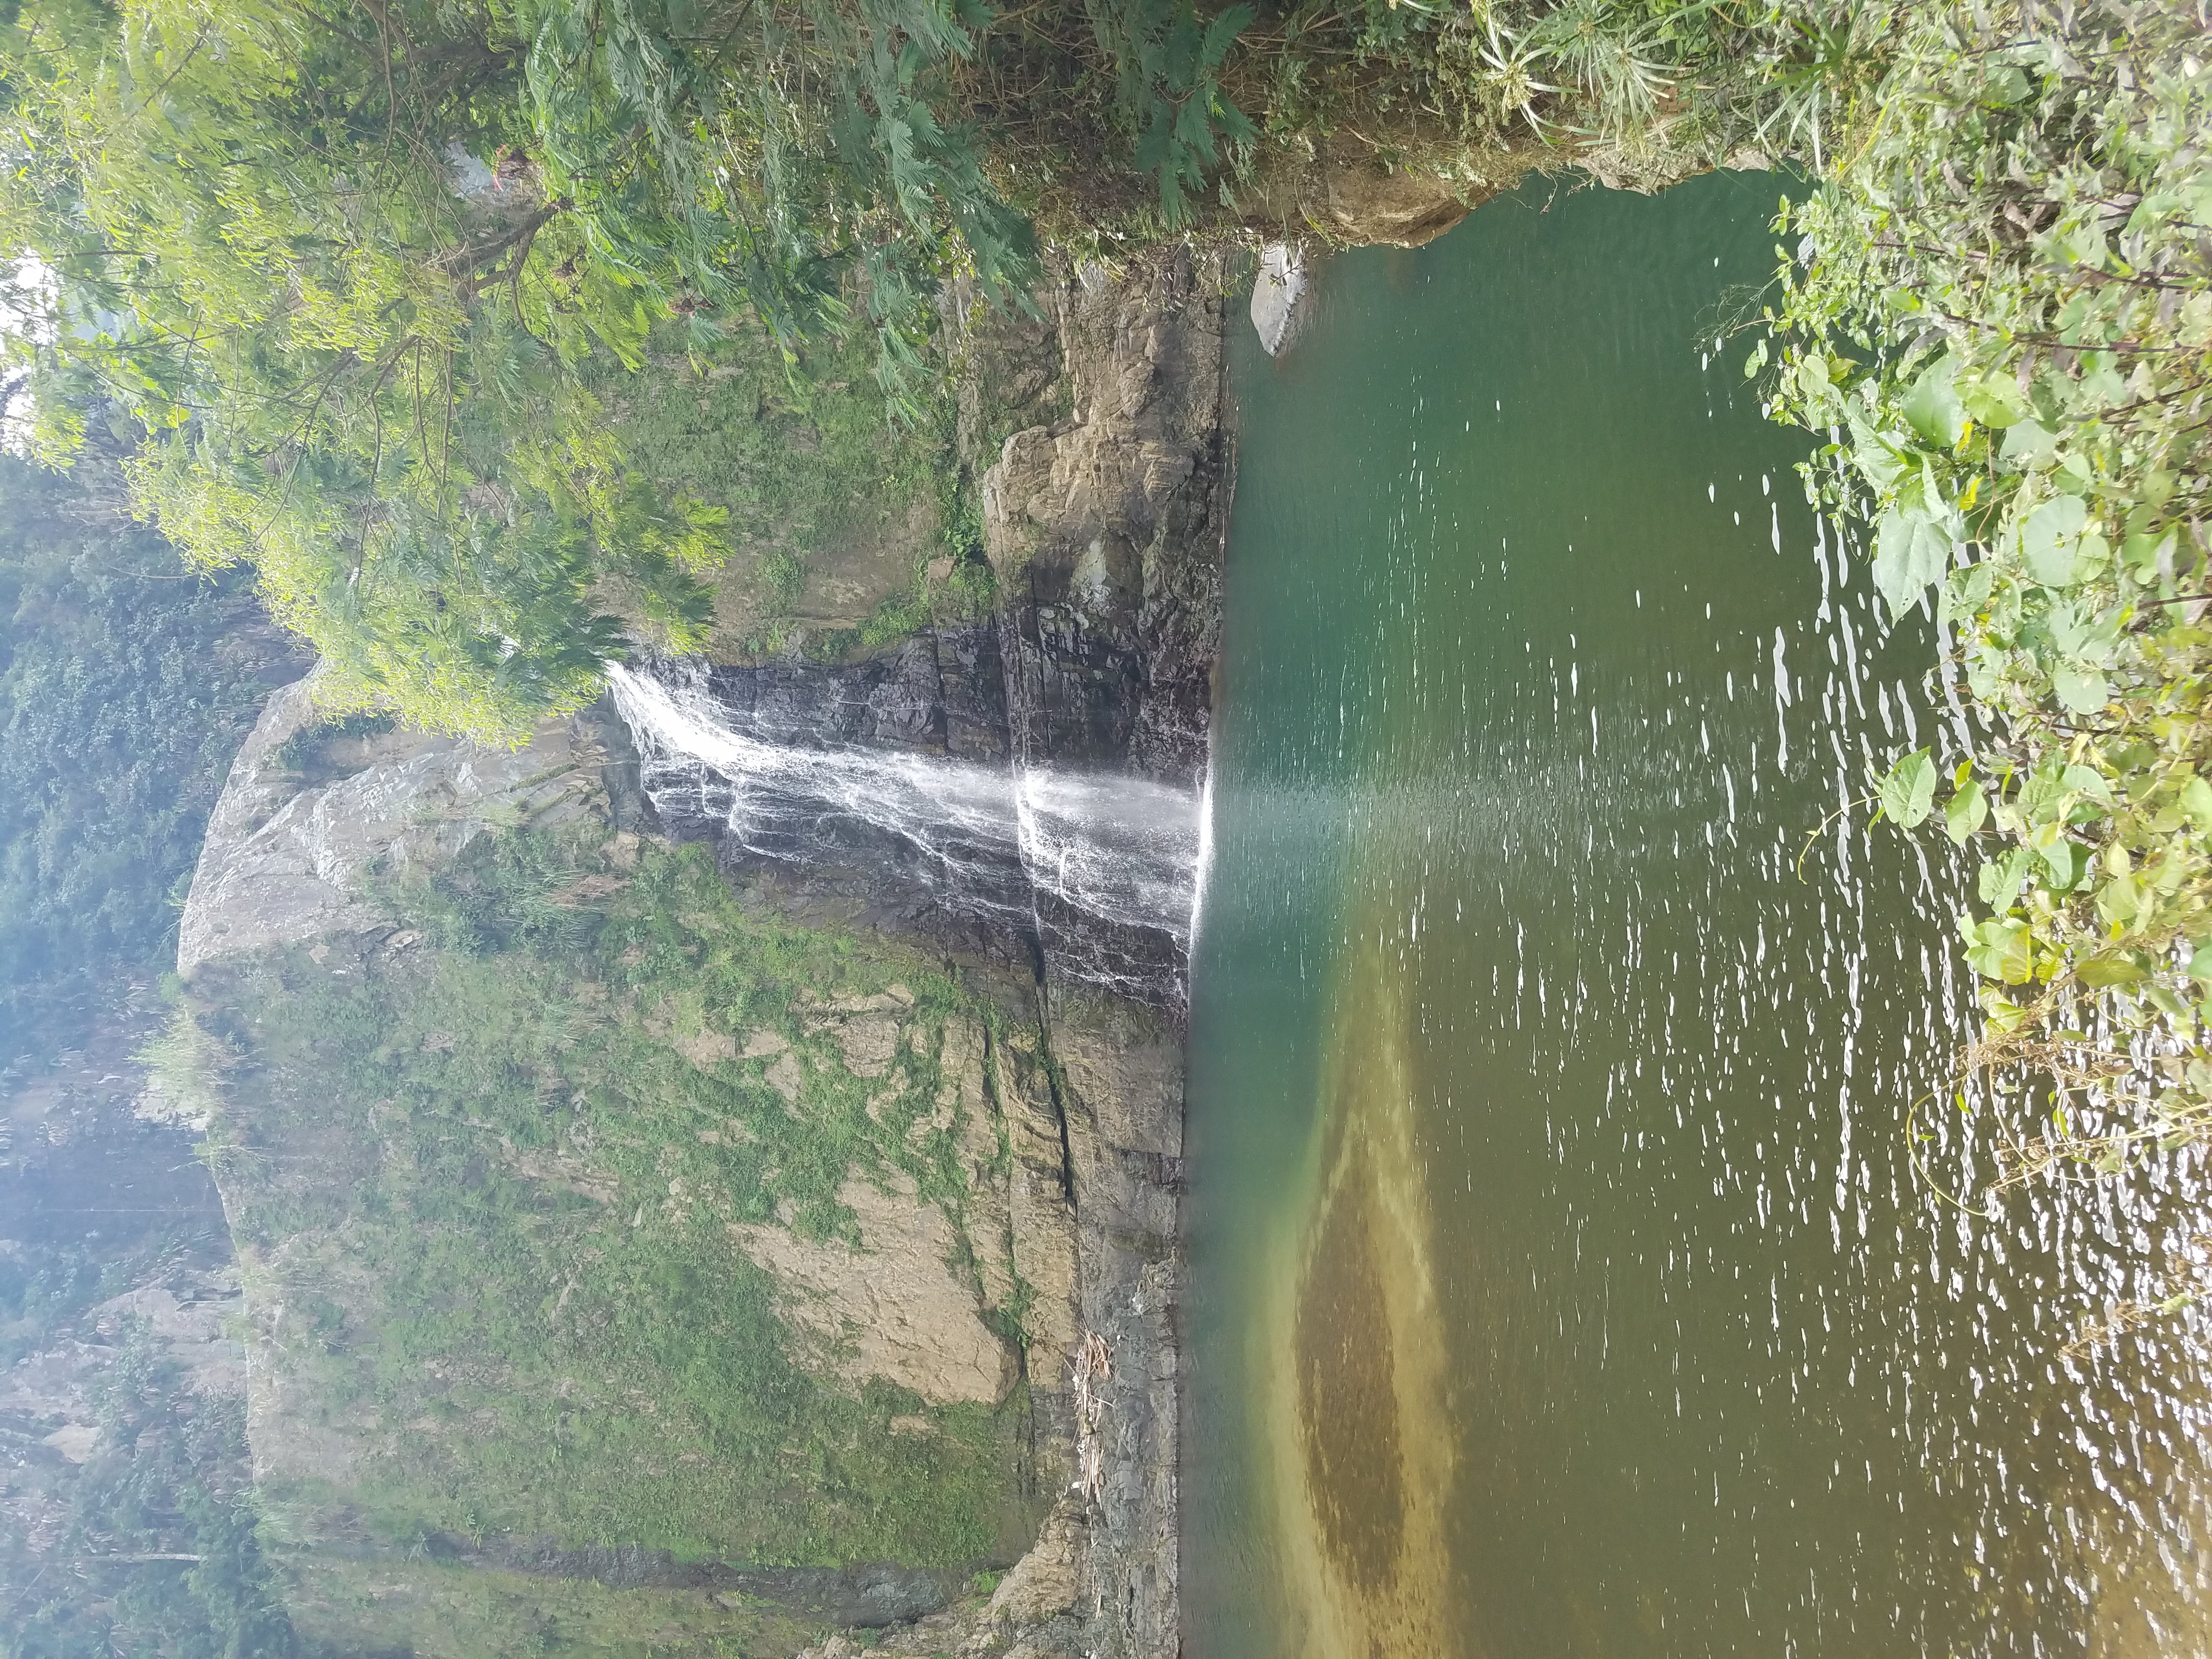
<box><xmin>957</xmin><ymin>253</ymin><xmax>1221</xmax><ymax>1659</ymax></box>
<box><xmin>177</xmin><ymin>678</ymin><xmax>618</xmax><ymax>975</ymax></box>
<box><xmin>727</xmin><ymin>1172</ymin><xmax>1018</xmax><ymax>1407</ymax></box>
<box><xmin>173</xmin><ymin>684</ymin><xmax>1092</xmax><ymax>1651</ymax></box>
<box><xmin>654</xmin><ymin>626</ymin><xmax>1009</xmax><ymax>763</ymax></box>
<box><xmin>0</xmin><ymin>1252</ymin><xmax>244</xmax><ymax>1556</ymax></box>
<box><xmin>1249</xmin><ymin>244</ymin><xmax>1308</xmax><ymax>357</ymax></box>
<box><xmin>0</xmin><ymin>1267</ymin><xmax>244</xmax><ymax>1474</ymax></box>
<box><xmin>981</xmin><ymin>247</ymin><xmax>1228</xmax><ymax>791</ymax></box>
<box><xmin>615</xmin><ymin>256</ymin><xmax>1221</xmax><ymax>1659</ymax></box>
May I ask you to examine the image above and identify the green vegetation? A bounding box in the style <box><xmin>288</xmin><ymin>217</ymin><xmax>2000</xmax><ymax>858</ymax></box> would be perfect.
<box><xmin>1753</xmin><ymin>0</ymin><xmax>2212</xmax><ymax>1218</ymax></box>
<box><xmin>0</xmin><ymin>0</ymin><xmax>1039</xmax><ymax>738</ymax></box>
<box><xmin>579</xmin><ymin>319</ymin><xmax>957</xmax><ymax>653</ymax></box>
<box><xmin>0</xmin><ymin>1241</ymin><xmax>114</xmax><ymax>1370</ymax></box>
<box><xmin>0</xmin><ymin>0</ymin><xmax>1825</xmax><ymax>738</ymax></box>
<box><xmin>0</xmin><ymin>1322</ymin><xmax>307</xmax><ymax>1659</ymax></box>
<box><xmin>0</xmin><ymin>450</ymin><xmax>285</xmax><ymax>1048</ymax></box>
<box><xmin>187</xmin><ymin>832</ymin><xmax>1031</xmax><ymax>1570</ymax></box>
<box><xmin>274</xmin><ymin>1559</ymin><xmax>829</xmax><ymax>1659</ymax></box>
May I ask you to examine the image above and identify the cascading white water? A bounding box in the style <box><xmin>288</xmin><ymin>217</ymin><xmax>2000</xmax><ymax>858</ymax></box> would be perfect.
<box><xmin>606</xmin><ymin>659</ymin><xmax>1203</xmax><ymax>968</ymax></box>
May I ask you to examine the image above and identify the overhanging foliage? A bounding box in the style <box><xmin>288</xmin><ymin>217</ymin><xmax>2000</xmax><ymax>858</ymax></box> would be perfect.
<box><xmin>1759</xmin><ymin>0</ymin><xmax>2212</xmax><ymax>1218</ymax></box>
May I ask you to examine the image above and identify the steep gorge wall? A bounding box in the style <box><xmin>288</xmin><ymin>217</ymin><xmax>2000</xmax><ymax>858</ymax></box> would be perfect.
<box><xmin>169</xmin><ymin>253</ymin><xmax>1229</xmax><ymax>1659</ymax></box>
<box><xmin>619</xmin><ymin>251</ymin><xmax>1231</xmax><ymax>1659</ymax></box>
<box><xmin>174</xmin><ymin>692</ymin><xmax>1068</xmax><ymax>1655</ymax></box>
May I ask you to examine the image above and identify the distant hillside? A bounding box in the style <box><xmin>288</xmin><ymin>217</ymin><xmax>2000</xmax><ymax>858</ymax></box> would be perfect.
<box><xmin>0</xmin><ymin>449</ymin><xmax>316</xmax><ymax>1659</ymax></box>
<box><xmin>0</xmin><ymin>448</ymin><xmax>307</xmax><ymax>1055</ymax></box>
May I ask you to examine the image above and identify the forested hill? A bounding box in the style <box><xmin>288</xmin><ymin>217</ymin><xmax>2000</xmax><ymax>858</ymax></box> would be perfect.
<box><xmin>0</xmin><ymin>452</ymin><xmax>303</xmax><ymax>1052</ymax></box>
<box><xmin>0</xmin><ymin>448</ymin><xmax>318</xmax><ymax>1659</ymax></box>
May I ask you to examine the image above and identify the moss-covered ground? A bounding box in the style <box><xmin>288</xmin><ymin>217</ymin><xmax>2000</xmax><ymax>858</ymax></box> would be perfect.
<box><xmin>194</xmin><ymin>834</ymin><xmax>1034</xmax><ymax>1596</ymax></box>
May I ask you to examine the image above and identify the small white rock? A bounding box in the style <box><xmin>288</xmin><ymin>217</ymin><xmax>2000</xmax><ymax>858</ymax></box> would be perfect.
<box><xmin>1250</xmin><ymin>243</ymin><xmax>1307</xmax><ymax>357</ymax></box>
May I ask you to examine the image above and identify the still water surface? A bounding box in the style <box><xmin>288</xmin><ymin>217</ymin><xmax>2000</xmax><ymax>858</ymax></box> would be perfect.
<box><xmin>1184</xmin><ymin>173</ymin><xmax>2212</xmax><ymax>1657</ymax></box>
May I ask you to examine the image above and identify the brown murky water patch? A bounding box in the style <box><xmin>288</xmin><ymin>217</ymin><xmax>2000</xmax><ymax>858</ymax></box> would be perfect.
<box><xmin>1260</xmin><ymin>921</ymin><xmax>1470</xmax><ymax>1657</ymax></box>
<box><xmin>1294</xmin><ymin>1154</ymin><xmax>1404</xmax><ymax>1590</ymax></box>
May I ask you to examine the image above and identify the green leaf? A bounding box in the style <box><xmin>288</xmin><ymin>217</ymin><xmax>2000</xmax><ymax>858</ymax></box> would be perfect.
<box><xmin>2187</xmin><ymin>939</ymin><xmax>2212</xmax><ymax>983</ymax></box>
<box><xmin>1902</xmin><ymin>357</ymin><xmax>1967</xmax><ymax>447</ymax></box>
<box><xmin>2040</xmin><ymin>836</ymin><xmax>2084</xmax><ymax>890</ymax></box>
<box><xmin>1944</xmin><ymin>778</ymin><xmax>1987</xmax><ymax>843</ymax></box>
<box><xmin>2078</xmin><ymin>953</ymin><xmax>2148</xmax><ymax>988</ymax></box>
<box><xmin>2095</xmin><ymin>872</ymin><xmax>2141</xmax><ymax>927</ymax></box>
<box><xmin>2019</xmin><ymin>495</ymin><xmax>2087</xmax><ymax>585</ymax></box>
<box><xmin>1960</xmin><ymin>373</ymin><xmax>2032</xmax><ymax>429</ymax></box>
<box><xmin>2180</xmin><ymin>775</ymin><xmax>2212</xmax><ymax>830</ymax></box>
<box><xmin>1980</xmin><ymin>64</ymin><xmax>2030</xmax><ymax>105</ymax></box>
<box><xmin>2121</xmin><ymin>528</ymin><xmax>2175</xmax><ymax>574</ymax></box>
<box><xmin>1843</xmin><ymin>414</ymin><xmax>1906</xmax><ymax>491</ymax></box>
<box><xmin>1873</xmin><ymin>507</ymin><xmax>1951</xmax><ymax>617</ymax></box>
<box><xmin>1877</xmin><ymin>748</ymin><xmax>1938</xmax><ymax>829</ymax></box>
<box><xmin>2051</xmin><ymin>664</ymin><xmax>2110</xmax><ymax>714</ymax></box>
<box><xmin>1793</xmin><ymin>353</ymin><xmax>1831</xmax><ymax>404</ymax></box>
<box><xmin>1965</xmin><ymin>917</ymin><xmax>2035</xmax><ymax>983</ymax></box>
<box><xmin>1980</xmin><ymin>987</ymin><xmax>2030</xmax><ymax>1032</ymax></box>
<box><xmin>2060</xmin><ymin>764</ymin><xmax>2114</xmax><ymax>804</ymax></box>
<box><xmin>1979</xmin><ymin>850</ymin><xmax>2031</xmax><ymax>906</ymax></box>
<box><xmin>2000</xmin><ymin>420</ymin><xmax>2057</xmax><ymax>464</ymax></box>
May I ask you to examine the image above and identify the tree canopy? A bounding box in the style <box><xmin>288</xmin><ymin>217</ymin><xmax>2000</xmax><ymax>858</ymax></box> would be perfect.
<box><xmin>0</xmin><ymin>0</ymin><xmax>1052</xmax><ymax>738</ymax></box>
<box><xmin>0</xmin><ymin>0</ymin><xmax>1813</xmax><ymax>740</ymax></box>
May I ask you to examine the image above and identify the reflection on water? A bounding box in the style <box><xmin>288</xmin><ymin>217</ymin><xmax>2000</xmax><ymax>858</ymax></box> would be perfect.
<box><xmin>1186</xmin><ymin>174</ymin><xmax>2212</xmax><ymax>1657</ymax></box>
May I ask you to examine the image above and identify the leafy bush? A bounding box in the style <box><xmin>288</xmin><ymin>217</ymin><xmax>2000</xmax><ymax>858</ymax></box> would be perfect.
<box><xmin>1758</xmin><ymin>0</ymin><xmax>2212</xmax><ymax>1200</ymax></box>
<box><xmin>0</xmin><ymin>0</ymin><xmax>1014</xmax><ymax>738</ymax></box>
<box><xmin>1087</xmin><ymin>0</ymin><xmax>1256</xmax><ymax>225</ymax></box>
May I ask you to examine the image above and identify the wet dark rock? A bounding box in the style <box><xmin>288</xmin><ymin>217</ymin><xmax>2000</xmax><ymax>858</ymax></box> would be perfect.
<box><xmin>983</xmin><ymin>246</ymin><xmax>1229</xmax><ymax>794</ymax></box>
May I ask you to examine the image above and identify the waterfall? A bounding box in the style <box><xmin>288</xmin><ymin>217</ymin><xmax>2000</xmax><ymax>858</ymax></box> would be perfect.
<box><xmin>606</xmin><ymin>659</ymin><xmax>1203</xmax><ymax>997</ymax></box>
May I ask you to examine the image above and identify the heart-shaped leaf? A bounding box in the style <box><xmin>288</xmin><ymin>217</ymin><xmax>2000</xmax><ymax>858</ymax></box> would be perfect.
<box><xmin>2052</xmin><ymin>663</ymin><xmax>2109</xmax><ymax>713</ymax></box>
<box><xmin>2021</xmin><ymin>495</ymin><xmax>2088</xmax><ymax>585</ymax></box>
<box><xmin>1878</xmin><ymin>748</ymin><xmax>1938</xmax><ymax>828</ymax></box>
<box><xmin>1874</xmin><ymin>508</ymin><xmax>1951</xmax><ymax>617</ymax></box>
<box><xmin>1903</xmin><ymin>357</ymin><xmax>1968</xmax><ymax>447</ymax></box>
<box><xmin>1944</xmin><ymin>778</ymin><xmax>1987</xmax><ymax>843</ymax></box>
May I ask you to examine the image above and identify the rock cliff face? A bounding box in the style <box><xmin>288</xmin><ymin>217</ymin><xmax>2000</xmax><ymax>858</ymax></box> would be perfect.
<box><xmin>622</xmin><ymin>253</ymin><xmax>1227</xmax><ymax>1658</ymax></box>
<box><xmin>982</xmin><ymin>247</ymin><xmax>1228</xmax><ymax>793</ymax></box>
<box><xmin>171</xmin><ymin>253</ymin><xmax>1226</xmax><ymax>1659</ymax></box>
<box><xmin>177</xmin><ymin>681</ymin><xmax>613</xmax><ymax>977</ymax></box>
